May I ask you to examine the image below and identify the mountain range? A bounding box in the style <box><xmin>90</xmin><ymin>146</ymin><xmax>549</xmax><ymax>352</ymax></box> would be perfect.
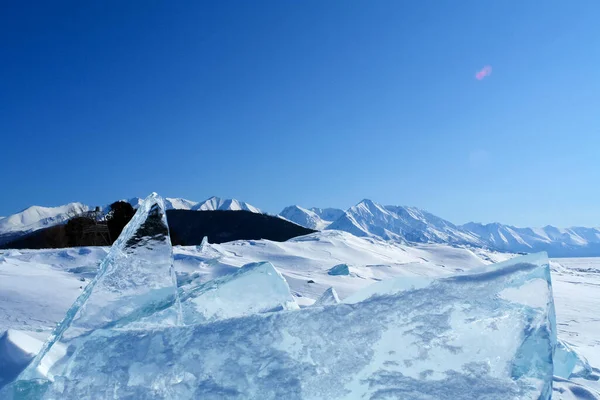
<box><xmin>281</xmin><ymin>199</ymin><xmax>600</xmax><ymax>257</ymax></box>
<box><xmin>1</xmin><ymin>196</ymin><xmax>599</xmax><ymax>257</ymax></box>
<box><xmin>122</xmin><ymin>196</ymin><xmax>262</xmax><ymax>213</ymax></box>
<box><xmin>0</xmin><ymin>196</ymin><xmax>260</xmax><ymax>246</ymax></box>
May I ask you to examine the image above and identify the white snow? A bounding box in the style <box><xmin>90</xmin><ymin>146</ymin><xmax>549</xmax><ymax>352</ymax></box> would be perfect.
<box><xmin>0</xmin><ymin>247</ymin><xmax>107</xmax><ymax>334</ymax></box>
<box><xmin>0</xmin><ymin>330</ymin><xmax>44</xmax><ymax>388</ymax></box>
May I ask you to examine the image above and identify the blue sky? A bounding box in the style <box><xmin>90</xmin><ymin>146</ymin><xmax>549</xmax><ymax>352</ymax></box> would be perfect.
<box><xmin>1</xmin><ymin>1</ymin><xmax>599</xmax><ymax>227</ymax></box>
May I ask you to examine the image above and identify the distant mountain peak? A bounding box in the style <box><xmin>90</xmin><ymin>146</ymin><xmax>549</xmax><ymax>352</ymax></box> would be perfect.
<box><xmin>460</xmin><ymin>222</ymin><xmax>600</xmax><ymax>255</ymax></box>
<box><xmin>193</xmin><ymin>196</ymin><xmax>262</xmax><ymax>213</ymax></box>
<box><xmin>358</xmin><ymin>198</ymin><xmax>376</xmax><ymax>206</ymax></box>
<box><xmin>164</xmin><ymin>198</ymin><xmax>199</xmax><ymax>210</ymax></box>
<box><xmin>325</xmin><ymin>199</ymin><xmax>483</xmax><ymax>245</ymax></box>
<box><xmin>0</xmin><ymin>202</ymin><xmax>89</xmax><ymax>236</ymax></box>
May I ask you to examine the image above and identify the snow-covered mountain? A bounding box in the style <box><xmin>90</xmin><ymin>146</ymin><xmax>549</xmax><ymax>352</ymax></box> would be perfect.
<box><xmin>191</xmin><ymin>196</ymin><xmax>261</xmax><ymax>213</ymax></box>
<box><xmin>0</xmin><ymin>203</ymin><xmax>89</xmax><ymax>237</ymax></box>
<box><xmin>281</xmin><ymin>199</ymin><xmax>600</xmax><ymax>256</ymax></box>
<box><xmin>0</xmin><ymin>196</ymin><xmax>261</xmax><ymax>245</ymax></box>
<box><xmin>326</xmin><ymin>199</ymin><xmax>483</xmax><ymax>245</ymax></box>
<box><xmin>462</xmin><ymin>222</ymin><xmax>600</xmax><ymax>257</ymax></box>
<box><xmin>281</xmin><ymin>199</ymin><xmax>481</xmax><ymax>245</ymax></box>
<box><xmin>122</xmin><ymin>196</ymin><xmax>261</xmax><ymax>213</ymax></box>
<box><xmin>279</xmin><ymin>206</ymin><xmax>343</xmax><ymax>230</ymax></box>
<box><xmin>164</xmin><ymin>198</ymin><xmax>198</xmax><ymax>210</ymax></box>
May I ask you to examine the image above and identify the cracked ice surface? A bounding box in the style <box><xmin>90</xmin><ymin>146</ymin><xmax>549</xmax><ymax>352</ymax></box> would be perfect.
<box><xmin>8</xmin><ymin>252</ymin><xmax>556</xmax><ymax>399</ymax></box>
<box><xmin>20</xmin><ymin>193</ymin><xmax>180</xmax><ymax>381</ymax></box>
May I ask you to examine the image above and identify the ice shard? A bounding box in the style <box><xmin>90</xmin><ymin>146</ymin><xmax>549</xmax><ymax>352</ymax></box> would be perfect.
<box><xmin>328</xmin><ymin>263</ymin><xmax>350</xmax><ymax>276</ymax></box>
<box><xmin>313</xmin><ymin>287</ymin><xmax>340</xmax><ymax>306</ymax></box>
<box><xmin>180</xmin><ymin>261</ymin><xmax>299</xmax><ymax>324</ymax></box>
<box><xmin>20</xmin><ymin>193</ymin><xmax>180</xmax><ymax>381</ymax></box>
<box><xmin>554</xmin><ymin>339</ymin><xmax>593</xmax><ymax>379</ymax></box>
<box><xmin>7</xmin><ymin>252</ymin><xmax>557</xmax><ymax>399</ymax></box>
<box><xmin>197</xmin><ymin>235</ymin><xmax>209</xmax><ymax>252</ymax></box>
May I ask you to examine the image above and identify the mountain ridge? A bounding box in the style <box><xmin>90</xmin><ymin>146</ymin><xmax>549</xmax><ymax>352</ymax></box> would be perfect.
<box><xmin>2</xmin><ymin>196</ymin><xmax>600</xmax><ymax>256</ymax></box>
<box><xmin>0</xmin><ymin>196</ymin><xmax>261</xmax><ymax>246</ymax></box>
<box><xmin>279</xmin><ymin>199</ymin><xmax>600</xmax><ymax>257</ymax></box>
<box><xmin>0</xmin><ymin>203</ymin><xmax>89</xmax><ymax>235</ymax></box>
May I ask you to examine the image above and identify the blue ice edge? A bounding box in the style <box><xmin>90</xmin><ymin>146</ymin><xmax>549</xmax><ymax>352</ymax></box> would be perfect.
<box><xmin>3</xmin><ymin>252</ymin><xmax>561</xmax><ymax>399</ymax></box>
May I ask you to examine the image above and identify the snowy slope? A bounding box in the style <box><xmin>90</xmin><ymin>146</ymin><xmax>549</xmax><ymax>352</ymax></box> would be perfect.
<box><xmin>192</xmin><ymin>196</ymin><xmax>262</xmax><ymax>213</ymax></box>
<box><xmin>0</xmin><ymin>203</ymin><xmax>89</xmax><ymax>236</ymax></box>
<box><xmin>326</xmin><ymin>199</ymin><xmax>483</xmax><ymax>245</ymax></box>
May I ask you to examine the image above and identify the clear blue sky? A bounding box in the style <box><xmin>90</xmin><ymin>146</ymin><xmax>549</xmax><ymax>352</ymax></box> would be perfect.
<box><xmin>1</xmin><ymin>1</ymin><xmax>599</xmax><ymax>227</ymax></box>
